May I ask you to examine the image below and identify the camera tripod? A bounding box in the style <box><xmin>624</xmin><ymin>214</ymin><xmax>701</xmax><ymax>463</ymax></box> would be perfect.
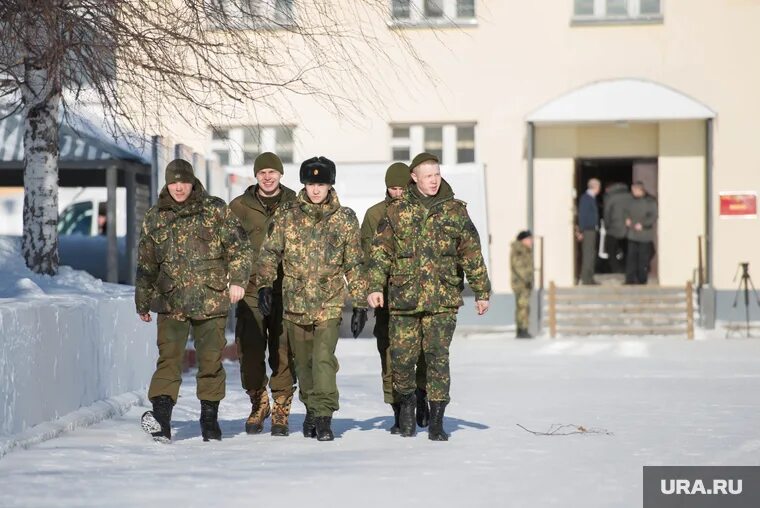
<box><xmin>732</xmin><ymin>262</ymin><xmax>760</xmax><ymax>337</ymax></box>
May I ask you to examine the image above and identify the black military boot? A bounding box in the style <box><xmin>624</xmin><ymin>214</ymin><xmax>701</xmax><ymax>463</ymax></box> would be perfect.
<box><xmin>141</xmin><ymin>395</ymin><xmax>174</xmax><ymax>443</ymax></box>
<box><xmin>428</xmin><ymin>401</ymin><xmax>448</xmax><ymax>441</ymax></box>
<box><xmin>315</xmin><ymin>416</ymin><xmax>334</xmax><ymax>441</ymax></box>
<box><xmin>399</xmin><ymin>391</ymin><xmax>417</xmax><ymax>437</ymax></box>
<box><xmin>389</xmin><ymin>403</ymin><xmax>401</xmax><ymax>434</ymax></box>
<box><xmin>302</xmin><ymin>411</ymin><xmax>317</xmax><ymax>438</ymax></box>
<box><xmin>415</xmin><ymin>388</ymin><xmax>430</xmax><ymax>428</ymax></box>
<box><xmin>199</xmin><ymin>400</ymin><xmax>222</xmax><ymax>442</ymax></box>
<box><xmin>516</xmin><ymin>328</ymin><xmax>533</xmax><ymax>339</ymax></box>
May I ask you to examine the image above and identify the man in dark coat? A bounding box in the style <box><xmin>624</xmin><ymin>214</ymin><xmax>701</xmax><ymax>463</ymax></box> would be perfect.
<box><xmin>625</xmin><ymin>182</ymin><xmax>658</xmax><ymax>284</ymax></box>
<box><xmin>603</xmin><ymin>182</ymin><xmax>630</xmax><ymax>274</ymax></box>
<box><xmin>577</xmin><ymin>178</ymin><xmax>600</xmax><ymax>285</ymax></box>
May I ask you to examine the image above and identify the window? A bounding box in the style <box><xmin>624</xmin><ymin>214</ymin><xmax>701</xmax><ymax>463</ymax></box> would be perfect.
<box><xmin>209</xmin><ymin>125</ymin><xmax>295</xmax><ymax>166</ymax></box>
<box><xmin>390</xmin><ymin>123</ymin><xmax>476</xmax><ymax>164</ymax></box>
<box><xmin>424</xmin><ymin>126</ymin><xmax>444</xmax><ymax>161</ymax></box>
<box><xmin>573</xmin><ymin>0</ymin><xmax>662</xmax><ymax>21</ymax></box>
<box><xmin>456</xmin><ymin>125</ymin><xmax>475</xmax><ymax>163</ymax></box>
<box><xmin>389</xmin><ymin>0</ymin><xmax>476</xmax><ymax>25</ymax></box>
<box><xmin>209</xmin><ymin>0</ymin><xmax>294</xmax><ymax>28</ymax></box>
<box><xmin>392</xmin><ymin>0</ymin><xmax>411</xmax><ymax>19</ymax></box>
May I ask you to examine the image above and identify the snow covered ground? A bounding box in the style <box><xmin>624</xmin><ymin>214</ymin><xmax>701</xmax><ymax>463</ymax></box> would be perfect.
<box><xmin>1</xmin><ymin>335</ymin><xmax>758</xmax><ymax>508</ymax></box>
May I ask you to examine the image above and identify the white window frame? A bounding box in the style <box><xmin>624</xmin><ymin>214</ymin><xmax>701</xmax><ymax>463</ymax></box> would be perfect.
<box><xmin>390</xmin><ymin>123</ymin><xmax>477</xmax><ymax>165</ymax></box>
<box><xmin>572</xmin><ymin>0</ymin><xmax>663</xmax><ymax>24</ymax></box>
<box><xmin>209</xmin><ymin>0</ymin><xmax>295</xmax><ymax>30</ymax></box>
<box><xmin>389</xmin><ymin>0</ymin><xmax>477</xmax><ymax>28</ymax></box>
<box><xmin>209</xmin><ymin>125</ymin><xmax>295</xmax><ymax>166</ymax></box>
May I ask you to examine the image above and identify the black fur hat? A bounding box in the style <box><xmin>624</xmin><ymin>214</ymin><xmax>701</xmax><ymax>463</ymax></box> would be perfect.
<box><xmin>300</xmin><ymin>156</ymin><xmax>336</xmax><ymax>185</ymax></box>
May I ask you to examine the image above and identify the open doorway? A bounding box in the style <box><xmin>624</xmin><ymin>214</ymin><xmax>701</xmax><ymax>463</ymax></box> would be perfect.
<box><xmin>574</xmin><ymin>158</ymin><xmax>658</xmax><ymax>284</ymax></box>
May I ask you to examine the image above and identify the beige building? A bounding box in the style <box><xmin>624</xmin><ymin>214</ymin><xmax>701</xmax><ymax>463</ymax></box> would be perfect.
<box><xmin>167</xmin><ymin>0</ymin><xmax>760</xmax><ymax>327</ymax></box>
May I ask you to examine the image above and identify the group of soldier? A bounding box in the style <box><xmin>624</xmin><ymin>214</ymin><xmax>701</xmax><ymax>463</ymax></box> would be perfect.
<box><xmin>136</xmin><ymin>151</ymin><xmax>491</xmax><ymax>444</ymax></box>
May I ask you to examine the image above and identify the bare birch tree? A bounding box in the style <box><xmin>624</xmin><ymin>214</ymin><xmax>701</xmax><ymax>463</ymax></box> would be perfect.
<box><xmin>0</xmin><ymin>0</ymin><xmax>422</xmax><ymax>275</ymax></box>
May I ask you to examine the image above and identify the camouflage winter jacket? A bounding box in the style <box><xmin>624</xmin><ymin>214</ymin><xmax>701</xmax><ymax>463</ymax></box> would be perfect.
<box><xmin>360</xmin><ymin>194</ymin><xmax>395</xmax><ymax>264</ymax></box>
<box><xmin>229</xmin><ymin>184</ymin><xmax>297</xmax><ymax>300</ymax></box>
<box><xmin>367</xmin><ymin>180</ymin><xmax>491</xmax><ymax>315</ymax></box>
<box><xmin>510</xmin><ymin>240</ymin><xmax>534</xmax><ymax>291</ymax></box>
<box><xmin>135</xmin><ymin>179</ymin><xmax>252</xmax><ymax>320</ymax></box>
<box><xmin>255</xmin><ymin>188</ymin><xmax>367</xmax><ymax>325</ymax></box>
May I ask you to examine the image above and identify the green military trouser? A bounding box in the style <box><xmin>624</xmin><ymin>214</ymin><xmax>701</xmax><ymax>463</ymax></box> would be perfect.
<box><xmin>514</xmin><ymin>288</ymin><xmax>531</xmax><ymax>330</ymax></box>
<box><xmin>374</xmin><ymin>307</ymin><xmax>427</xmax><ymax>404</ymax></box>
<box><xmin>287</xmin><ymin>318</ymin><xmax>340</xmax><ymax>417</ymax></box>
<box><xmin>390</xmin><ymin>312</ymin><xmax>457</xmax><ymax>403</ymax></box>
<box><xmin>148</xmin><ymin>314</ymin><xmax>227</xmax><ymax>402</ymax></box>
<box><xmin>235</xmin><ymin>296</ymin><xmax>295</xmax><ymax>398</ymax></box>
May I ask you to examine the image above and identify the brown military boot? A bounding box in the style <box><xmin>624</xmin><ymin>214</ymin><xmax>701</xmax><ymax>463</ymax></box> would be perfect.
<box><xmin>270</xmin><ymin>393</ymin><xmax>293</xmax><ymax>437</ymax></box>
<box><xmin>245</xmin><ymin>389</ymin><xmax>271</xmax><ymax>434</ymax></box>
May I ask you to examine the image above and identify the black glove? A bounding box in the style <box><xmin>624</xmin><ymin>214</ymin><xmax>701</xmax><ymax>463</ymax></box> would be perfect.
<box><xmin>351</xmin><ymin>308</ymin><xmax>367</xmax><ymax>338</ymax></box>
<box><xmin>258</xmin><ymin>287</ymin><xmax>273</xmax><ymax>317</ymax></box>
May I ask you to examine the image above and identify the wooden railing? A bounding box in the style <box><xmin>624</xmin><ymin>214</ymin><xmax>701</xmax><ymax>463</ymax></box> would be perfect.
<box><xmin>686</xmin><ymin>281</ymin><xmax>694</xmax><ymax>340</ymax></box>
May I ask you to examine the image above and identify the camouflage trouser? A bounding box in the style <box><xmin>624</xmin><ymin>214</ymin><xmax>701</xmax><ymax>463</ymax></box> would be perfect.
<box><xmin>235</xmin><ymin>296</ymin><xmax>295</xmax><ymax>398</ymax></box>
<box><xmin>374</xmin><ymin>307</ymin><xmax>427</xmax><ymax>404</ymax></box>
<box><xmin>514</xmin><ymin>288</ymin><xmax>531</xmax><ymax>330</ymax></box>
<box><xmin>390</xmin><ymin>312</ymin><xmax>457</xmax><ymax>403</ymax></box>
<box><xmin>286</xmin><ymin>318</ymin><xmax>340</xmax><ymax>417</ymax></box>
<box><xmin>148</xmin><ymin>314</ymin><xmax>227</xmax><ymax>402</ymax></box>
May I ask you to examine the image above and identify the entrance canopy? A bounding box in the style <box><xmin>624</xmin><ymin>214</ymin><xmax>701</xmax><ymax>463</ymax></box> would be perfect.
<box><xmin>527</xmin><ymin>79</ymin><xmax>715</xmax><ymax>124</ymax></box>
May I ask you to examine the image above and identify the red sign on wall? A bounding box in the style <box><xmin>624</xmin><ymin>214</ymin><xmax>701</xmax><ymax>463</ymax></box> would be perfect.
<box><xmin>719</xmin><ymin>192</ymin><xmax>757</xmax><ymax>218</ymax></box>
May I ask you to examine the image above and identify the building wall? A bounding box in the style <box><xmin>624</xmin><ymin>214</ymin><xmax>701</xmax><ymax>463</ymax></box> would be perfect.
<box><xmin>157</xmin><ymin>0</ymin><xmax>760</xmax><ymax>294</ymax></box>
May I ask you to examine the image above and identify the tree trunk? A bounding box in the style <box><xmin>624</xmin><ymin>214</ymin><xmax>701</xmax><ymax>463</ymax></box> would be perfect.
<box><xmin>21</xmin><ymin>64</ymin><xmax>61</xmax><ymax>275</ymax></box>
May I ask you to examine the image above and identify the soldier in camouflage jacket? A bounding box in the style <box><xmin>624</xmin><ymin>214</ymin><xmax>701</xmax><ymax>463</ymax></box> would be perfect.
<box><xmin>360</xmin><ymin>162</ymin><xmax>428</xmax><ymax>433</ymax></box>
<box><xmin>510</xmin><ymin>230</ymin><xmax>534</xmax><ymax>338</ymax></box>
<box><xmin>136</xmin><ymin>159</ymin><xmax>251</xmax><ymax>443</ymax></box>
<box><xmin>255</xmin><ymin>156</ymin><xmax>367</xmax><ymax>441</ymax></box>
<box><xmin>367</xmin><ymin>153</ymin><xmax>491</xmax><ymax>441</ymax></box>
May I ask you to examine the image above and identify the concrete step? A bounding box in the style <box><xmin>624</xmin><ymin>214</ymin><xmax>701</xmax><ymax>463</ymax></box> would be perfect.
<box><xmin>552</xmin><ymin>326</ymin><xmax>688</xmax><ymax>336</ymax></box>
<box><xmin>551</xmin><ymin>304</ymin><xmax>687</xmax><ymax>314</ymax></box>
<box><xmin>546</xmin><ymin>316</ymin><xmax>687</xmax><ymax>327</ymax></box>
<box><xmin>551</xmin><ymin>286</ymin><xmax>685</xmax><ymax>295</ymax></box>
<box><xmin>547</xmin><ymin>295</ymin><xmax>686</xmax><ymax>305</ymax></box>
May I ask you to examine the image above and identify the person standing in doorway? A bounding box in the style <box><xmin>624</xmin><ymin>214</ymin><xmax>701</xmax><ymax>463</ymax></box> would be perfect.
<box><xmin>577</xmin><ymin>178</ymin><xmax>601</xmax><ymax>285</ymax></box>
<box><xmin>510</xmin><ymin>230</ymin><xmax>534</xmax><ymax>338</ymax></box>
<box><xmin>625</xmin><ymin>181</ymin><xmax>658</xmax><ymax>285</ymax></box>
<box><xmin>603</xmin><ymin>182</ymin><xmax>630</xmax><ymax>274</ymax></box>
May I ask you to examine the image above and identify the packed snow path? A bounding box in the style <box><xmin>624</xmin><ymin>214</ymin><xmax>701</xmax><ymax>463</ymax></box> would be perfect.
<box><xmin>1</xmin><ymin>336</ymin><xmax>758</xmax><ymax>508</ymax></box>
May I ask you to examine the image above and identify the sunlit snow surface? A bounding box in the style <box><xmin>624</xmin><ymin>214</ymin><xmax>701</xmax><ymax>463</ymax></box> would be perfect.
<box><xmin>1</xmin><ymin>336</ymin><xmax>758</xmax><ymax>508</ymax></box>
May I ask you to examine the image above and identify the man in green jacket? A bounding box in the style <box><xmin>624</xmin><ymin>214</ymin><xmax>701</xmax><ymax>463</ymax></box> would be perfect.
<box><xmin>367</xmin><ymin>153</ymin><xmax>491</xmax><ymax>441</ymax></box>
<box><xmin>136</xmin><ymin>159</ymin><xmax>251</xmax><ymax>443</ymax></box>
<box><xmin>229</xmin><ymin>152</ymin><xmax>297</xmax><ymax>436</ymax></box>
<box><xmin>256</xmin><ymin>156</ymin><xmax>368</xmax><ymax>441</ymax></box>
<box><xmin>360</xmin><ymin>162</ymin><xmax>428</xmax><ymax>433</ymax></box>
<box><xmin>510</xmin><ymin>230</ymin><xmax>534</xmax><ymax>338</ymax></box>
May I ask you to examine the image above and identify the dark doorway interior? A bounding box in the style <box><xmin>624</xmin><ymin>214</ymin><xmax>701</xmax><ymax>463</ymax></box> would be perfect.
<box><xmin>574</xmin><ymin>158</ymin><xmax>658</xmax><ymax>282</ymax></box>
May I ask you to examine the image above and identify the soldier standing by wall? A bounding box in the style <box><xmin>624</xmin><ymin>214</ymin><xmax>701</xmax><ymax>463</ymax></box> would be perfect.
<box><xmin>136</xmin><ymin>159</ymin><xmax>251</xmax><ymax>443</ymax></box>
<box><xmin>367</xmin><ymin>153</ymin><xmax>491</xmax><ymax>441</ymax></box>
<box><xmin>510</xmin><ymin>230</ymin><xmax>534</xmax><ymax>339</ymax></box>
<box><xmin>256</xmin><ymin>156</ymin><xmax>367</xmax><ymax>441</ymax></box>
<box><xmin>360</xmin><ymin>162</ymin><xmax>429</xmax><ymax>433</ymax></box>
<box><xmin>229</xmin><ymin>153</ymin><xmax>297</xmax><ymax>436</ymax></box>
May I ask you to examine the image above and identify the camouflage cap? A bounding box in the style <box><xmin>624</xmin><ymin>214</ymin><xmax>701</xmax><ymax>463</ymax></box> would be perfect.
<box><xmin>385</xmin><ymin>162</ymin><xmax>410</xmax><ymax>188</ymax></box>
<box><xmin>254</xmin><ymin>152</ymin><xmax>283</xmax><ymax>175</ymax></box>
<box><xmin>165</xmin><ymin>159</ymin><xmax>195</xmax><ymax>184</ymax></box>
<box><xmin>409</xmin><ymin>152</ymin><xmax>440</xmax><ymax>172</ymax></box>
<box><xmin>300</xmin><ymin>156</ymin><xmax>336</xmax><ymax>185</ymax></box>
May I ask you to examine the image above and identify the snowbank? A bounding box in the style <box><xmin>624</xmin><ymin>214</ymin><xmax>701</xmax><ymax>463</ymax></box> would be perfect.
<box><xmin>0</xmin><ymin>237</ymin><xmax>154</xmax><ymax>449</ymax></box>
